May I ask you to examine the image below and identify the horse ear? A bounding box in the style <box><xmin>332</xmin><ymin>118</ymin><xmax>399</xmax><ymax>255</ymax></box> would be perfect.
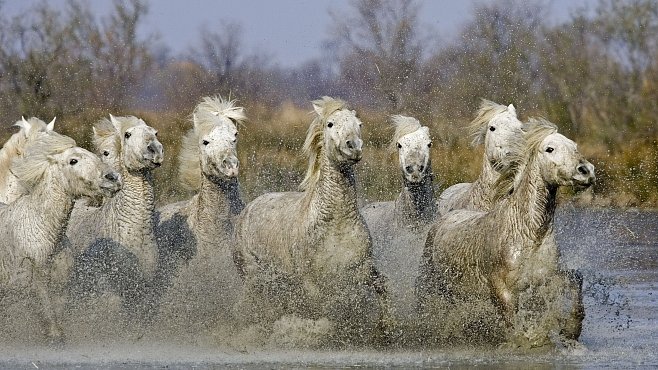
<box><xmin>15</xmin><ymin>116</ymin><xmax>32</xmax><ymax>132</ymax></box>
<box><xmin>109</xmin><ymin>114</ymin><xmax>121</xmax><ymax>131</ymax></box>
<box><xmin>47</xmin><ymin>117</ymin><xmax>56</xmax><ymax>131</ymax></box>
<box><xmin>507</xmin><ymin>104</ymin><xmax>517</xmax><ymax>117</ymax></box>
<box><xmin>312</xmin><ymin>101</ymin><xmax>324</xmax><ymax>117</ymax></box>
<box><xmin>193</xmin><ymin>113</ymin><xmax>200</xmax><ymax>129</ymax></box>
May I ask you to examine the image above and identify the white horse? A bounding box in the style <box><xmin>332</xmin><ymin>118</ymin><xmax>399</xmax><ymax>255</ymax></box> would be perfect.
<box><xmin>232</xmin><ymin>97</ymin><xmax>392</xmax><ymax>346</ymax></box>
<box><xmin>417</xmin><ymin>118</ymin><xmax>595</xmax><ymax>346</ymax></box>
<box><xmin>0</xmin><ymin>116</ymin><xmax>56</xmax><ymax>204</ymax></box>
<box><xmin>66</xmin><ymin>115</ymin><xmax>163</xmax><ymax>318</ymax></box>
<box><xmin>154</xmin><ymin>96</ymin><xmax>245</xmax><ymax>334</ymax></box>
<box><xmin>361</xmin><ymin>115</ymin><xmax>437</xmax><ymax>324</ymax></box>
<box><xmin>437</xmin><ymin>100</ymin><xmax>523</xmax><ymax>215</ymax></box>
<box><xmin>0</xmin><ymin>132</ymin><xmax>120</xmax><ymax>344</ymax></box>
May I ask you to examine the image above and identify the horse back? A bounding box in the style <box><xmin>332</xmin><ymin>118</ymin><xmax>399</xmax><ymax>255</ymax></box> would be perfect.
<box><xmin>436</xmin><ymin>182</ymin><xmax>472</xmax><ymax>216</ymax></box>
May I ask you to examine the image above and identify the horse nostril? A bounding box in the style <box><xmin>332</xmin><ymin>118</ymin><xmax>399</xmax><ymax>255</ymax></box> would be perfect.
<box><xmin>405</xmin><ymin>165</ymin><xmax>413</xmax><ymax>174</ymax></box>
<box><xmin>346</xmin><ymin>140</ymin><xmax>353</xmax><ymax>149</ymax></box>
<box><xmin>147</xmin><ymin>142</ymin><xmax>157</xmax><ymax>153</ymax></box>
<box><xmin>105</xmin><ymin>172</ymin><xmax>118</xmax><ymax>181</ymax></box>
<box><xmin>577</xmin><ymin>165</ymin><xmax>589</xmax><ymax>175</ymax></box>
<box><xmin>419</xmin><ymin>165</ymin><xmax>425</xmax><ymax>172</ymax></box>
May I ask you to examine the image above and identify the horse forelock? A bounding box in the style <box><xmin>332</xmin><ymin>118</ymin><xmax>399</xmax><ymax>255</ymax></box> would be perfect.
<box><xmin>11</xmin><ymin>132</ymin><xmax>76</xmax><ymax>190</ymax></box>
<box><xmin>178</xmin><ymin>129</ymin><xmax>202</xmax><ymax>191</ymax></box>
<box><xmin>468</xmin><ymin>99</ymin><xmax>510</xmax><ymax>146</ymax></box>
<box><xmin>389</xmin><ymin>115</ymin><xmax>423</xmax><ymax>152</ymax></box>
<box><xmin>194</xmin><ymin>95</ymin><xmax>247</xmax><ymax>127</ymax></box>
<box><xmin>299</xmin><ymin>97</ymin><xmax>348</xmax><ymax>191</ymax></box>
<box><xmin>492</xmin><ymin>117</ymin><xmax>559</xmax><ymax>200</ymax></box>
<box><xmin>194</xmin><ymin>110</ymin><xmax>236</xmax><ymax>134</ymax></box>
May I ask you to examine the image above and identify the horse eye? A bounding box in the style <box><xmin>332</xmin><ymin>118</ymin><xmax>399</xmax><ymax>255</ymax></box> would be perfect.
<box><xmin>202</xmin><ymin>140</ymin><xmax>209</xmax><ymax>146</ymax></box>
<box><xmin>154</xmin><ymin>131</ymin><xmax>158</xmax><ymax>136</ymax></box>
<box><xmin>69</xmin><ymin>159</ymin><xmax>78</xmax><ymax>165</ymax></box>
<box><xmin>546</xmin><ymin>147</ymin><xmax>554</xmax><ymax>153</ymax></box>
<box><xmin>124</xmin><ymin>132</ymin><xmax>131</xmax><ymax>139</ymax></box>
<box><xmin>103</xmin><ymin>150</ymin><xmax>110</xmax><ymax>156</ymax></box>
<box><xmin>489</xmin><ymin>126</ymin><xmax>496</xmax><ymax>132</ymax></box>
<box><xmin>428</xmin><ymin>142</ymin><xmax>432</xmax><ymax>148</ymax></box>
<box><xmin>397</xmin><ymin>143</ymin><xmax>402</xmax><ymax>149</ymax></box>
<box><xmin>327</xmin><ymin>122</ymin><xmax>334</xmax><ymax>128</ymax></box>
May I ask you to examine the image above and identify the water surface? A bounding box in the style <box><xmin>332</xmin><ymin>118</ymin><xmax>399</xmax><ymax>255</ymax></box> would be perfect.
<box><xmin>1</xmin><ymin>207</ymin><xmax>656</xmax><ymax>368</ymax></box>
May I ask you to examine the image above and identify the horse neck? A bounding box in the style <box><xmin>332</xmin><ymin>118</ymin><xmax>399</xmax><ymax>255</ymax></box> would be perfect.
<box><xmin>308</xmin><ymin>150</ymin><xmax>360</xmax><ymax>224</ymax></box>
<box><xmin>466</xmin><ymin>152</ymin><xmax>500</xmax><ymax>209</ymax></box>
<box><xmin>501</xmin><ymin>156</ymin><xmax>558</xmax><ymax>248</ymax></box>
<box><xmin>109</xmin><ymin>165</ymin><xmax>156</xmax><ymax>240</ymax></box>
<box><xmin>395</xmin><ymin>170</ymin><xmax>437</xmax><ymax>227</ymax></box>
<box><xmin>23</xmin><ymin>170</ymin><xmax>75</xmax><ymax>249</ymax></box>
<box><xmin>190</xmin><ymin>175</ymin><xmax>243</xmax><ymax>240</ymax></box>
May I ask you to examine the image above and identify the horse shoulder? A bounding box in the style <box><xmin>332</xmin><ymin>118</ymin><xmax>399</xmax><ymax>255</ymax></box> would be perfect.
<box><xmin>233</xmin><ymin>191</ymin><xmax>306</xmax><ymax>274</ymax></box>
<box><xmin>360</xmin><ymin>200</ymin><xmax>395</xmax><ymax>235</ymax></box>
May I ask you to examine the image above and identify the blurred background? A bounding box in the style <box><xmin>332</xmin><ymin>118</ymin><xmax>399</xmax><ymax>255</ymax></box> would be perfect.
<box><xmin>0</xmin><ymin>0</ymin><xmax>656</xmax><ymax>206</ymax></box>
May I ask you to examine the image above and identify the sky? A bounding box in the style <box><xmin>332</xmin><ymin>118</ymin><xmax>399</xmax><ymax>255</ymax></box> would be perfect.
<box><xmin>2</xmin><ymin>0</ymin><xmax>593</xmax><ymax>67</ymax></box>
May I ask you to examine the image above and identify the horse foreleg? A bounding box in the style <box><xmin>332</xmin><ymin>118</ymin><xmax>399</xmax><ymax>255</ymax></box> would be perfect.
<box><xmin>368</xmin><ymin>263</ymin><xmax>398</xmax><ymax>344</ymax></box>
<box><xmin>490</xmin><ymin>272</ymin><xmax>516</xmax><ymax>325</ymax></box>
<box><xmin>560</xmin><ymin>269</ymin><xmax>584</xmax><ymax>340</ymax></box>
<box><xmin>32</xmin><ymin>267</ymin><xmax>64</xmax><ymax>346</ymax></box>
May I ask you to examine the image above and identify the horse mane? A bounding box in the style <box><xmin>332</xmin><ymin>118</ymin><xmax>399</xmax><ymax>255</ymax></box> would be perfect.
<box><xmin>0</xmin><ymin>117</ymin><xmax>52</xmax><ymax>186</ymax></box>
<box><xmin>299</xmin><ymin>96</ymin><xmax>348</xmax><ymax>191</ymax></box>
<box><xmin>468</xmin><ymin>99</ymin><xmax>510</xmax><ymax>146</ymax></box>
<box><xmin>388</xmin><ymin>115</ymin><xmax>423</xmax><ymax>152</ymax></box>
<box><xmin>92</xmin><ymin>115</ymin><xmax>145</xmax><ymax>155</ymax></box>
<box><xmin>178</xmin><ymin>96</ymin><xmax>247</xmax><ymax>191</ymax></box>
<box><xmin>193</xmin><ymin>95</ymin><xmax>247</xmax><ymax>128</ymax></box>
<box><xmin>492</xmin><ymin>117</ymin><xmax>558</xmax><ymax>200</ymax></box>
<box><xmin>11</xmin><ymin>131</ymin><xmax>76</xmax><ymax>191</ymax></box>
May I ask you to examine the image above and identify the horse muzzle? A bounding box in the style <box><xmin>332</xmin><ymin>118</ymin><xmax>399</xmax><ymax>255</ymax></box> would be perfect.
<box><xmin>572</xmin><ymin>161</ymin><xmax>595</xmax><ymax>189</ymax></box>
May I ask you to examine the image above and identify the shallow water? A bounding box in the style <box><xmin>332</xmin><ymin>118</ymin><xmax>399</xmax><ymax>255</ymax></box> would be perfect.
<box><xmin>1</xmin><ymin>206</ymin><xmax>656</xmax><ymax>368</ymax></box>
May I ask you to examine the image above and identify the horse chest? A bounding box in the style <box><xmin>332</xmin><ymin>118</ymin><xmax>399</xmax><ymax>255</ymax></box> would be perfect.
<box><xmin>308</xmin><ymin>222</ymin><xmax>369</xmax><ymax>275</ymax></box>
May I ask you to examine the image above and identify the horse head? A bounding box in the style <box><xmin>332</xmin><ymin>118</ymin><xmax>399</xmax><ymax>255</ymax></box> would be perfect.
<box><xmin>482</xmin><ymin>103</ymin><xmax>524</xmax><ymax>171</ymax></box>
<box><xmin>391</xmin><ymin>115</ymin><xmax>432</xmax><ymax>184</ymax></box>
<box><xmin>109</xmin><ymin>115</ymin><xmax>164</xmax><ymax>172</ymax></box>
<box><xmin>313</xmin><ymin>98</ymin><xmax>363</xmax><ymax>165</ymax></box>
<box><xmin>536</xmin><ymin>130</ymin><xmax>595</xmax><ymax>189</ymax></box>
<box><xmin>194</xmin><ymin>112</ymin><xmax>239</xmax><ymax>180</ymax></box>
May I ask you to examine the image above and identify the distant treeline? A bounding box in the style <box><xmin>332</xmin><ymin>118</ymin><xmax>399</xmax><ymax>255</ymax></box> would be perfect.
<box><xmin>1</xmin><ymin>0</ymin><xmax>657</xmax><ymax>206</ymax></box>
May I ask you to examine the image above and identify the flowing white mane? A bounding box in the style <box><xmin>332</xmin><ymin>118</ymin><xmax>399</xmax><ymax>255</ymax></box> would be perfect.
<box><xmin>11</xmin><ymin>132</ymin><xmax>76</xmax><ymax>191</ymax></box>
<box><xmin>468</xmin><ymin>99</ymin><xmax>511</xmax><ymax>146</ymax></box>
<box><xmin>178</xmin><ymin>96</ymin><xmax>246</xmax><ymax>191</ymax></box>
<box><xmin>389</xmin><ymin>115</ymin><xmax>423</xmax><ymax>152</ymax></box>
<box><xmin>0</xmin><ymin>117</ymin><xmax>55</xmax><ymax>187</ymax></box>
<box><xmin>193</xmin><ymin>96</ymin><xmax>247</xmax><ymax>127</ymax></box>
<box><xmin>299</xmin><ymin>96</ymin><xmax>348</xmax><ymax>191</ymax></box>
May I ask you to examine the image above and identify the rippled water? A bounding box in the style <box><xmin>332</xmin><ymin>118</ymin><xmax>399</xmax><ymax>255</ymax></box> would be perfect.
<box><xmin>1</xmin><ymin>207</ymin><xmax>656</xmax><ymax>368</ymax></box>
